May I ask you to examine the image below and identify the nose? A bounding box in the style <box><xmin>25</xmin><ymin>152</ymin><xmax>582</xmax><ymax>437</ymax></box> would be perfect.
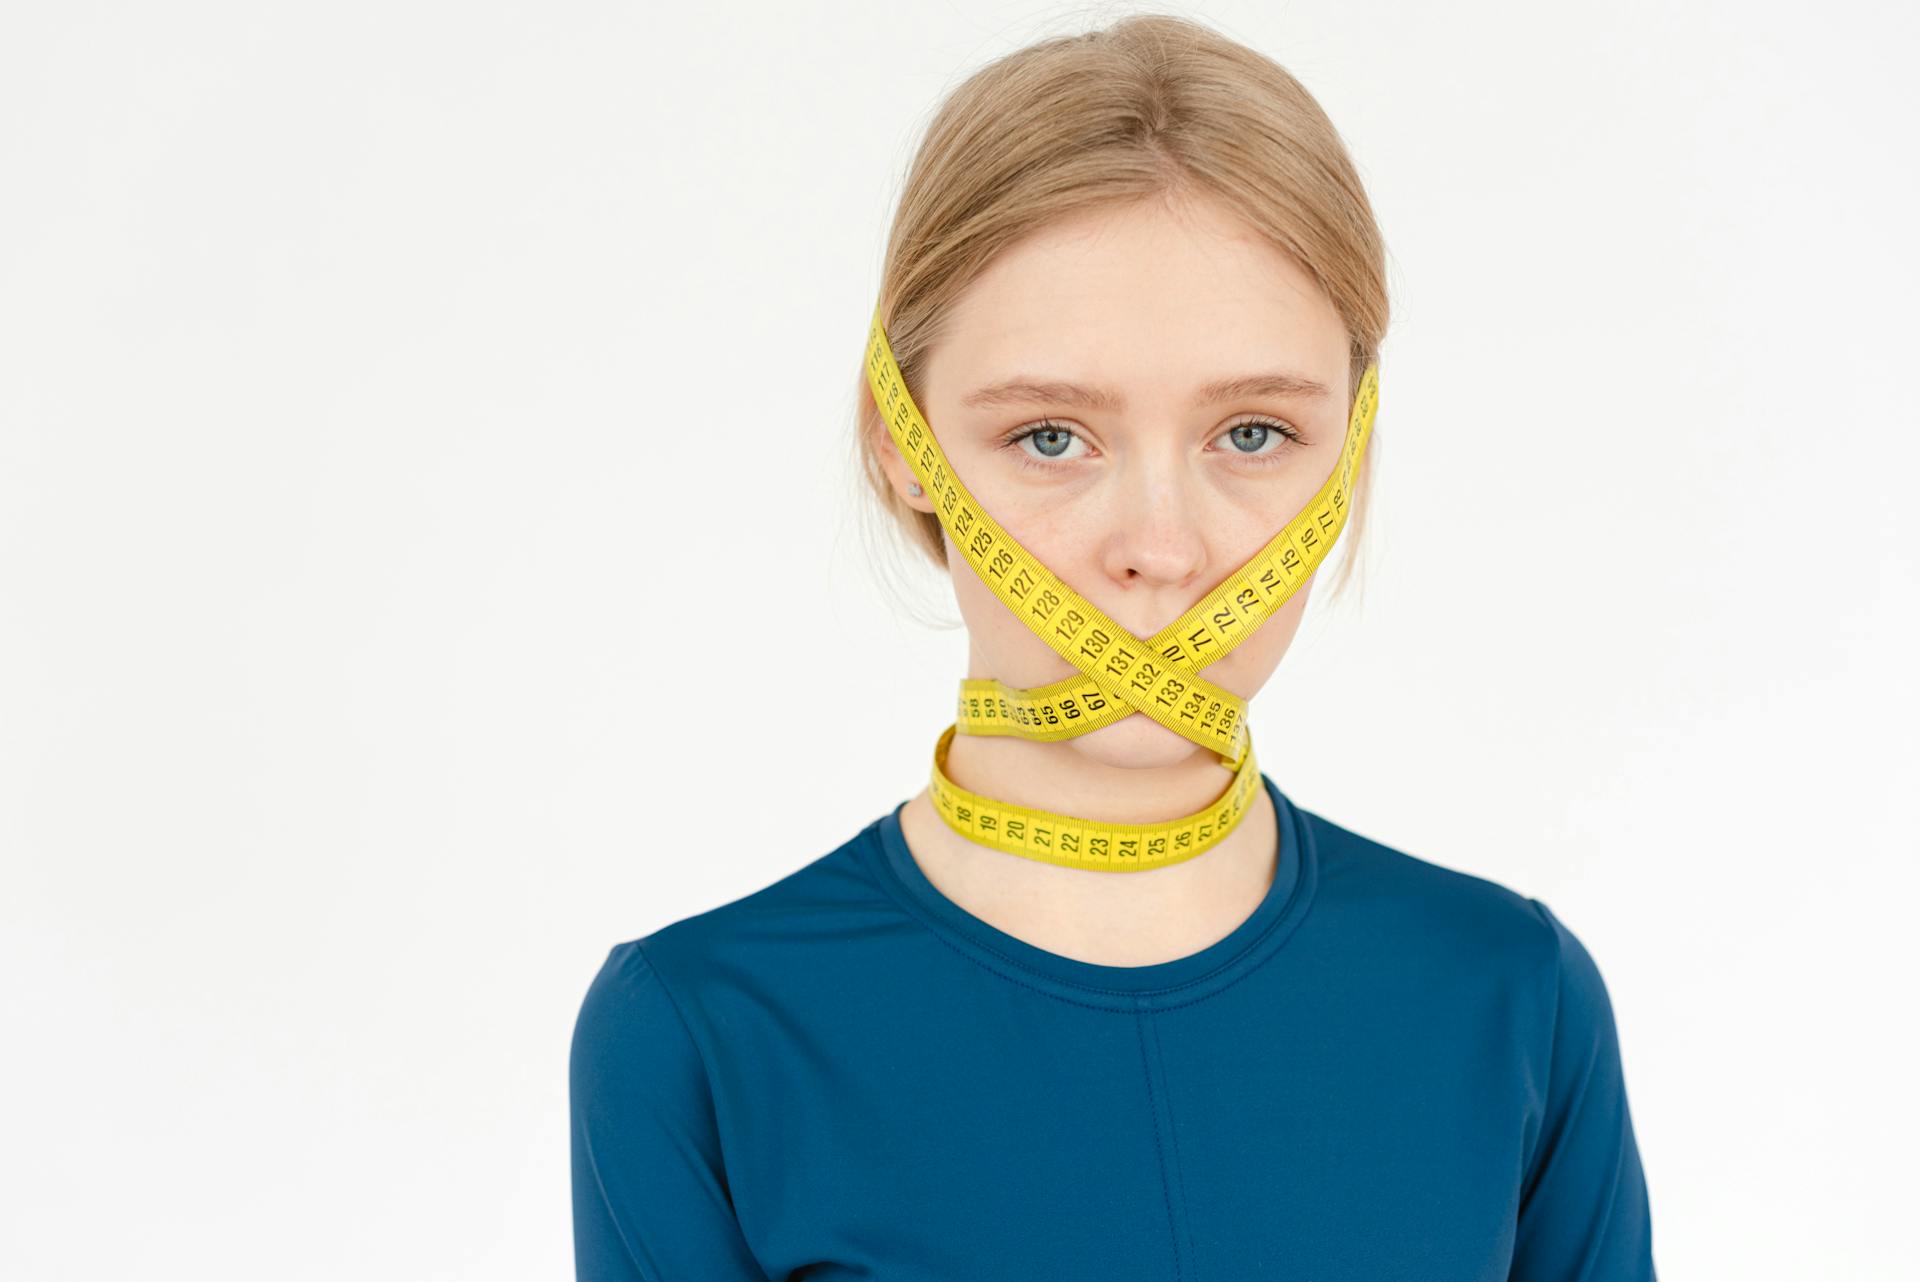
<box><xmin>1098</xmin><ymin>449</ymin><xmax>1209</xmax><ymax>593</ymax></box>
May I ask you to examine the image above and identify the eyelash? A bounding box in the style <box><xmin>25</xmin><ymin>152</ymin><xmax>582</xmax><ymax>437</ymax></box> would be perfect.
<box><xmin>997</xmin><ymin>417</ymin><xmax>1307</xmax><ymax>473</ymax></box>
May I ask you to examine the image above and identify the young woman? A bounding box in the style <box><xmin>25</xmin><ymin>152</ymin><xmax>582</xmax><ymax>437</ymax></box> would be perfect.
<box><xmin>572</xmin><ymin>15</ymin><xmax>1655</xmax><ymax>1281</ymax></box>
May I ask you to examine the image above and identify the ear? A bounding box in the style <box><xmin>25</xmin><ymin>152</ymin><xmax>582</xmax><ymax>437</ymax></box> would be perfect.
<box><xmin>871</xmin><ymin>413</ymin><xmax>936</xmax><ymax>513</ymax></box>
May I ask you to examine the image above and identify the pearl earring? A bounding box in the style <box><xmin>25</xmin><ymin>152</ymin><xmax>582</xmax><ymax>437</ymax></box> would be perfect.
<box><xmin>907</xmin><ymin>482</ymin><xmax>923</xmax><ymax>497</ymax></box>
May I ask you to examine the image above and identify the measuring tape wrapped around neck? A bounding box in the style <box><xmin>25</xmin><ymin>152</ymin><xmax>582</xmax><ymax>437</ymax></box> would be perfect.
<box><xmin>864</xmin><ymin>302</ymin><xmax>1377</xmax><ymax>872</ymax></box>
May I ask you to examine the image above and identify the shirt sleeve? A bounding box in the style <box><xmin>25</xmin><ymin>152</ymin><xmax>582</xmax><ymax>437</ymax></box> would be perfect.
<box><xmin>1509</xmin><ymin>898</ymin><xmax>1657</xmax><ymax>1281</ymax></box>
<box><xmin>569</xmin><ymin>940</ymin><xmax>771</xmax><ymax>1282</ymax></box>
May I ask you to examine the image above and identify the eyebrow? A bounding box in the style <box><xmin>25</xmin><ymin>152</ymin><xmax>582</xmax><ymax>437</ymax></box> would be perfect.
<box><xmin>959</xmin><ymin>371</ymin><xmax>1331</xmax><ymax>413</ymax></box>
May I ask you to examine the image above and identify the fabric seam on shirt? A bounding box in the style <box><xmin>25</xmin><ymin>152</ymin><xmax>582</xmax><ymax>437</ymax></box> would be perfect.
<box><xmin>630</xmin><ymin>938</ymin><xmax>765</xmax><ymax>1264</ymax></box>
<box><xmin>1146</xmin><ymin>1007</ymin><xmax>1200</xmax><ymax>1278</ymax></box>
<box><xmin>1518</xmin><ymin>896</ymin><xmax>1565</xmax><ymax>1213</ymax></box>
<box><xmin>1135</xmin><ymin>1006</ymin><xmax>1187</xmax><ymax>1282</ymax></box>
<box><xmin>577</xmin><ymin>1062</ymin><xmax>665</xmax><ymax>1282</ymax></box>
<box><xmin>1581</xmin><ymin>1113</ymin><xmax>1631</xmax><ymax>1282</ymax></box>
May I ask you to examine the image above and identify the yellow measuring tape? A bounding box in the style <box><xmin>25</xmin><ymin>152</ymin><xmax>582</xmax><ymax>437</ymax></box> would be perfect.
<box><xmin>865</xmin><ymin>302</ymin><xmax>1378</xmax><ymax>872</ymax></box>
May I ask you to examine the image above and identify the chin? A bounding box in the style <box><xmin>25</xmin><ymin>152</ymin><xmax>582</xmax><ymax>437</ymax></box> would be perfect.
<box><xmin>1066</xmin><ymin>716</ymin><xmax>1223</xmax><ymax>771</ymax></box>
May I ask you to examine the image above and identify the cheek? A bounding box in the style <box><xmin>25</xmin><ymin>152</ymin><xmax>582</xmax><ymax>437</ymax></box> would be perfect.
<box><xmin>1205</xmin><ymin>574</ymin><xmax>1315</xmax><ymax>698</ymax></box>
<box><xmin>942</xmin><ymin>532</ymin><xmax>1076</xmax><ymax>665</ymax></box>
<box><xmin>943</xmin><ymin>533</ymin><xmax>1016</xmax><ymax>632</ymax></box>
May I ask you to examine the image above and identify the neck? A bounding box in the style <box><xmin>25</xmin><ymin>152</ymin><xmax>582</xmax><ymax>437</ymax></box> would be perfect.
<box><xmin>896</xmin><ymin>736</ymin><xmax>1280</xmax><ymax>963</ymax></box>
<box><xmin>940</xmin><ymin>726</ymin><xmax>1237</xmax><ymax>828</ymax></box>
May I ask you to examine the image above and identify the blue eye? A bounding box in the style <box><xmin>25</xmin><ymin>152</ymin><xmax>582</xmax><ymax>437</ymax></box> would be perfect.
<box><xmin>1025</xmin><ymin>423</ymin><xmax>1077</xmax><ymax>459</ymax></box>
<box><xmin>1001</xmin><ymin>419</ymin><xmax>1090</xmax><ymax>468</ymax></box>
<box><xmin>998</xmin><ymin>417</ymin><xmax>1306</xmax><ymax>472</ymax></box>
<box><xmin>1220</xmin><ymin>418</ymin><xmax>1305</xmax><ymax>459</ymax></box>
<box><xmin>1226</xmin><ymin>422</ymin><xmax>1269</xmax><ymax>453</ymax></box>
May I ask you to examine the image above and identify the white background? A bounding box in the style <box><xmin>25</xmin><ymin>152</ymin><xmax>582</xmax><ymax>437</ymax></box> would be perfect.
<box><xmin>4</xmin><ymin>1</ymin><xmax>1915</xmax><ymax>1278</ymax></box>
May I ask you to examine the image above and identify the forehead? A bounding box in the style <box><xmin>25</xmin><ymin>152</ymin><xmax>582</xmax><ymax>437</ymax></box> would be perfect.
<box><xmin>927</xmin><ymin>194</ymin><xmax>1348</xmax><ymax>399</ymax></box>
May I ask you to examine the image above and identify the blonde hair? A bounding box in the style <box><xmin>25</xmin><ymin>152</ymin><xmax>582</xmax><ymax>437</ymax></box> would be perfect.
<box><xmin>853</xmin><ymin>13</ymin><xmax>1389</xmax><ymax>612</ymax></box>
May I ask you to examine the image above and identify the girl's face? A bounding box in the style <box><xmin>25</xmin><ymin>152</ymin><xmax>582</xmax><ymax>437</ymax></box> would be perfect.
<box><xmin>878</xmin><ymin>191</ymin><xmax>1356</xmax><ymax>771</ymax></box>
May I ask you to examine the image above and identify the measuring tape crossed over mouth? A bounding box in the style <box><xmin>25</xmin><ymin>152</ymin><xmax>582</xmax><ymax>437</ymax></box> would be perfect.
<box><xmin>865</xmin><ymin>302</ymin><xmax>1378</xmax><ymax>873</ymax></box>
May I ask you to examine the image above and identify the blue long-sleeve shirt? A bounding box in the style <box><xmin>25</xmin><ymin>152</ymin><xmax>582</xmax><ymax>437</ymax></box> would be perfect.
<box><xmin>570</xmin><ymin>774</ymin><xmax>1656</xmax><ymax>1280</ymax></box>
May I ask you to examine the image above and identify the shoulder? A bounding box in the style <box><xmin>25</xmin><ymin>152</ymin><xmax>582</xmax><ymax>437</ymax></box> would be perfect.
<box><xmin>568</xmin><ymin>936</ymin><xmax>702</xmax><ymax>1117</ymax></box>
<box><xmin>1289</xmin><ymin>812</ymin><xmax>1653</xmax><ymax>1272</ymax></box>
<box><xmin>579</xmin><ymin>812</ymin><xmax>904</xmax><ymax>1020</ymax></box>
<box><xmin>1298</xmin><ymin>804</ymin><xmax>1564</xmax><ymax>976</ymax></box>
<box><xmin>1295</xmin><ymin>801</ymin><xmax>1634</xmax><ymax>1088</ymax></box>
